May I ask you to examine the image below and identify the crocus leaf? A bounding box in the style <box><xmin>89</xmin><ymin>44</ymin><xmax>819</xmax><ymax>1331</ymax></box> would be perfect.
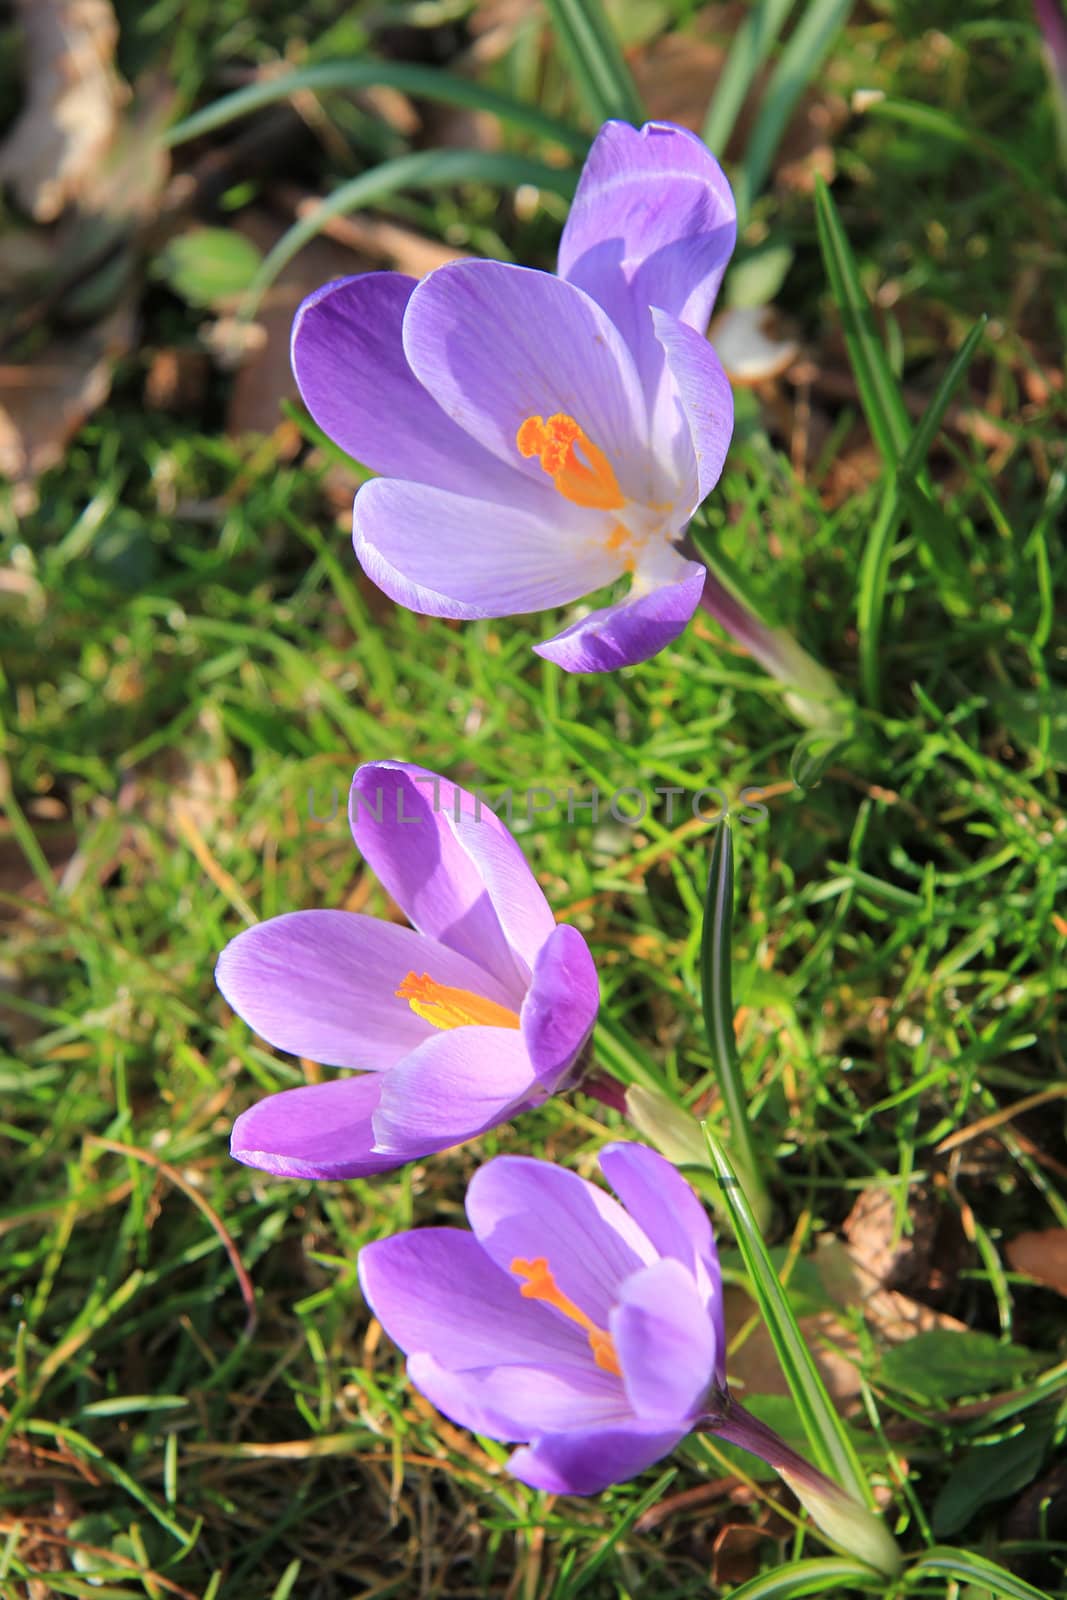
<box><xmin>703</xmin><ymin>1130</ymin><xmax>871</xmax><ymax>1504</ymax></box>
<box><xmin>812</xmin><ymin>175</ymin><xmax>910</xmax><ymax>468</ymax></box>
<box><xmin>905</xmin><ymin>1547</ymin><xmax>1057</xmax><ymax>1600</ymax></box>
<box><xmin>540</xmin><ymin>0</ymin><xmax>645</xmax><ymax>128</ymax></box>
<box><xmin>701</xmin><ymin>0</ymin><xmax>795</xmax><ymax>158</ymax></box>
<box><xmin>164</xmin><ymin>60</ymin><xmax>588</xmax><ymax>158</ymax></box>
<box><xmin>717</xmin><ymin>1558</ymin><xmax>890</xmax><ymax>1599</ymax></box>
<box><xmin>814</xmin><ymin>179</ymin><xmax>985</xmax><ymax>706</ymax></box>
<box><xmin>735</xmin><ymin>0</ymin><xmax>854</xmax><ymax>223</ymax></box>
<box><xmin>699</xmin><ymin>820</ymin><xmax>771</xmax><ymax>1227</ymax></box>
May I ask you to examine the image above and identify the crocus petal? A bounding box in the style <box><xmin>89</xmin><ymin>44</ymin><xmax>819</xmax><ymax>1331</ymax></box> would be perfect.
<box><xmin>359</xmin><ymin>1228</ymin><xmax>594</xmax><ymax>1372</ymax></box>
<box><xmin>558</xmin><ymin>121</ymin><xmax>736</xmax><ymax>403</ymax></box>
<box><xmin>291</xmin><ymin>272</ymin><xmax>535</xmax><ymax>501</ymax></box>
<box><xmin>653</xmin><ymin>308</ymin><xmax>734</xmax><ymax>503</ymax></box>
<box><xmin>216</xmin><ymin>910</ymin><xmax>516</xmax><ymax>1069</ymax></box>
<box><xmin>403</xmin><ymin>259</ymin><xmax>661</xmax><ymax>504</ymax></box>
<box><xmin>611</xmin><ymin>1257</ymin><xmax>716</xmax><ymax>1421</ymax></box>
<box><xmin>371</xmin><ymin>1027</ymin><xmax>540</xmax><ymax>1156</ymax></box>
<box><xmin>350</xmin><ymin>763</ymin><xmax>556</xmax><ymax>994</ymax></box>
<box><xmin>521</xmin><ymin>924</ymin><xmax>599</xmax><ymax>1088</ymax></box>
<box><xmin>408</xmin><ymin>1353</ymin><xmax>628</xmax><ymax>1440</ymax></box>
<box><xmin>509</xmin><ymin>1422</ymin><xmax>686</xmax><ymax>1496</ymax></box>
<box><xmin>230</xmin><ymin>1074</ymin><xmax>401</xmax><ymax>1180</ymax></box>
<box><xmin>466</xmin><ymin>1156</ymin><xmax>657</xmax><ymax>1327</ymax></box>
<box><xmin>534</xmin><ymin>559</ymin><xmax>705</xmax><ymax>673</ymax></box>
<box><xmin>599</xmin><ymin>1141</ymin><xmax>725</xmax><ymax>1375</ymax></box>
<box><xmin>353</xmin><ymin>477</ymin><xmax>619</xmax><ymax>620</ymax></box>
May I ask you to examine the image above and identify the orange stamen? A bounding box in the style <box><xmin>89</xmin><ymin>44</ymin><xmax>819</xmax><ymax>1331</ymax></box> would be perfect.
<box><xmin>517</xmin><ymin>413</ymin><xmax>625</xmax><ymax>511</ymax></box>
<box><xmin>511</xmin><ymin>1255</ymin><xmax>622</xmax><ymax>1376</ymax></box>
<box><xmin>396</xmin><ymin>972</ymin><xmax>521</xmax><ymax>1032</ymax></box>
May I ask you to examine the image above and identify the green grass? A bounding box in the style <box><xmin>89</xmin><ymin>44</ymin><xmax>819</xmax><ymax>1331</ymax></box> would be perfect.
<box><xmin>2</xmin><ymin>0</ymin><xmax>1066</xmax><ymax>1595</ymax></box>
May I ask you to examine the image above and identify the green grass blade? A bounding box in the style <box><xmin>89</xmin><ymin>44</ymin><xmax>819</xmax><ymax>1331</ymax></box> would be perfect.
<box><xmin>703</xmin><ymin>1130</ymin><xmax>871</xmax><ymax>1503</ymax></box>
<box><xmin>898</xmin><ymin>314</ymin><xmax>987</xmax><ymax>483</ymax></box>
<box><xmin>163</xmin><ymin>60</ymin><xmax>588</xmax><ymax>157</ymax></box>
<box><xmin>720</xmin><ymin>1559</ymin><xmax>887</xmax><ymax>1599</ymax></box>
<box><xmin>238</xmin><ymin>150</ymin><xmax>578</xmax><ymax>320</ymax></box>
<box><xmin>813</xmin><ymin>175</ymin><xmax>910</xmax><ymax>465</ymax></box>
<box><xmin>735</xmin><ymin>0</ymin><xmax>854</xmax><ymax>222</ymax></box>
<box><xmin>853</xmin><ymin>316</ymin><xmax>986</xmax><ymax>706</ymax></box>
<box><xmin>541</xmin><ymin>0</ymin><xmax>645</xmax><ymax>127</ymax></box>
<box><xmin>699</xmin><ymin>820</ymin><xmax>771</xmax><ymax>1228</ymax></box>
<box><xmin>701</xmin><ymin>0</ymin><xmax>795</xmax><ymax>157</ymax></box>
<box><xmin>855</xmin><ymin>477</ymin><xmax>903</xmax><ymax>709</ymax></box>
<box><xmin>906</xmin><ymin>1547</ymin><xmax>1055</xmax><ymax>1600</ymax></box>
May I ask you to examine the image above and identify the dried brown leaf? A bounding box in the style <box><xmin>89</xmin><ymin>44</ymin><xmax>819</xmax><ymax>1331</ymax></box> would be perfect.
<box><xmin>0</xmin><ymin>0</ymin><xmax>127</xmax><ymax>223</ymax></box>
<box><xmin>1005</xmin><ymin>1228</ymin><xmax>1067</xmax><ymax>1299</ymax></box>
<box><xmin>0</xmin><ymin>302</ymin><xmax>134</xmax><ymax>502</ymax></box>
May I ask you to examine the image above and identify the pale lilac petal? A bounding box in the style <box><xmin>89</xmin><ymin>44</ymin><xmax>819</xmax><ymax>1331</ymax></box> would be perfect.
<box><xmin>408</xmin><ymin>1352</ymin><xmax>628</xmax><ymax>1440</ymax></box>
<box><xmin>403</xmin><ymin>260</ymin><xmax>662</xmax><ymax>504</ymax></box>
<box><xmin>520</xmin><ymin>924</ymin><xmax>598</xmax><ymax>1088</ymax></box>
<box><xmin>465</xmin><ymin>1157</ymin><xmax>657</xmax><ymax>1327</ymax></box>
<box><xmin>653</xmin><ymin>309</ymin><xmax>734</xmax><ymax>502</ymax></box>
<box><xmin>359</xmin><ymin>1229</ymin><xmax>593</xmax><ymax>1371</ymax></box>
<box><xmin>371</xmin><ymin>1027</ymin><xmax>540</xmax><ymax>1156</ymax></box>
<box><xmin>230</xmin><ymin>1074</ymin><xmax>401</xmax><ymax>1180</ymax></box>
<box><xmin>558</xmin><ymin>121</ymin><xmax>735</xmax><ymax>403</ymax></box>
<box><xmin>353</xmin><ymin>477</ymin><xmax>618</xmax><ymax>620</ymax></box>
<box><xmin>216</xmin><ymin>910</ymin><xmax>515</xmax><ymax>1069</ymax></box>
<box><xmin>534</xmin><ymin>559</ymin><xmax>705</xmax><ymax>673</ymax></box>
<box><xmin>509</xmin><ymin>1422</ymin><xmax>685</xmax><ymax>1495</ymax></box>
<box><xmin>291</xmin><ymin>272</ymin><xmax>534</xmax><ymax>501</ymax></box>
<box><xmin>350</xmin><ymin>763</ymin><xmax>555</xmax><ymax>994</ymax></box>
<box><xmin>611</xmin><ymin>1258</ymin><xmax>716</xmax><ymax>1420</ymax></box>
<box><xmin>599</xmin><ymin>1142</ymin><xmax>724</xmax><ymax>1375</ymax></box>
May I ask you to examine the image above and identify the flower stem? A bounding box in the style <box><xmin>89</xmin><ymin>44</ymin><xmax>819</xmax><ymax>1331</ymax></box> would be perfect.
<box><xmin>580</xmin><ymin>1069</ymin><xmax>629</xmax><ymax>1114</ymax></box>
<box><xmin>701</xmin><ymin>1394</ymin><xmax>903</xmax><ymax>1578</ymax></box>
<box><xmin>688</xmin><ymin>534</ymin><xmax>853</xmax><ymax>736</ymax></box>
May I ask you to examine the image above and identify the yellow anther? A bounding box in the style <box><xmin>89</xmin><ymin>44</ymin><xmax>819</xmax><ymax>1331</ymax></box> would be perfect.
<box><xmin>396</xmin><ymin>972</ymin><xmax>521</xmax><ymax>1031</ymax></box>
<box><xmin>516</xmin><ymin>413</ymin><xmax>625</xmax><ymax>511</ymax></box>
<box><xmin>511</xmin><ymin>1255</ymin><xmax>621</xmax><ymax>1376</ymax></box>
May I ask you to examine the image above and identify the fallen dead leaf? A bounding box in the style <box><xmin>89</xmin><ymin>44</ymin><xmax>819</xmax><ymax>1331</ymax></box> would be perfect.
<box><xmin>842</xmin><ymin>1184</ymin><xmax>940</xmax><ymax>1293</ymax></box>
<box><xmin>1005</xmin><ymin>1229</ymin><xmax>1067</xmax><ymax>1299</ymax></box>
<box><xmin>0</xmin><ymin>303</ymin><xmax>134</xmax><ymax>498</ymax></box>
<box><xmin>0</xmin><ymin>0</ymin><xmax>127</xmax><ymax>223</ymax></box>
<box><xmin>711</xmin><ymin>306</ymin><xmax>799</xmax><ymax>385</ymax></box>
<box><xmin>725</xmin><ymin>1234</ymin><xmax>967</xmax><ymax>1413</ymax></box>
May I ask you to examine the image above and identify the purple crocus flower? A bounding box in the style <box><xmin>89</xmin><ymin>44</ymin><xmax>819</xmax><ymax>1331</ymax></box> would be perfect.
<box><xmin>358</xmin><ymin>1141</ymin><xmax>903</xmax><ymax>1572</ymax></box>
<box><xmin>291</xmin><ymin>120</ymin><xmax>736</xmax><ymax>672</ymax></box>
<box><xmin>359</xmin><ymin>1142</ymin><xmax>723</xmax><ymax>1493</ymax></box>
<box><xmin>215</xmin><ymin>761</ymin><xmax>598</xmax><ymax>1179</ymax></box>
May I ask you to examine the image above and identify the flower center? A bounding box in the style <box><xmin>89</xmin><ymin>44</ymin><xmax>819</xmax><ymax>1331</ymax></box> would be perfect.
<box><xmin>510</xmin><ymin>1255</ymin><xmax>621</xmax><ymax>1376</ymax></box>
<box><xmin>516</xmin><ymin>413</ymin><xmax>625</xmax><ymax>511</ymax></box>
<box><xmin>395</xmin><ymin>971</ymin><xmax>521</xmax><ymax>1032</ymax></box>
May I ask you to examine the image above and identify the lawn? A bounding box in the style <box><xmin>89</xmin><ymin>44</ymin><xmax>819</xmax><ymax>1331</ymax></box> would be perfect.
<box><xmin>1</xmin><ymin>0</ymin><xmax>1065</xmax><ymax>1596</ymax></box>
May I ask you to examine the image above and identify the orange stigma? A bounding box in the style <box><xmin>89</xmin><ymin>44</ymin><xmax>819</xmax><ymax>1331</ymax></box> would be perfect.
<box><xmin>516</xmin><ymin>413</ymin><xmax>625</xmax><ymax>511</ymax></box>
<box><xmin>511</xmin><ymin>1256</ymin><xmax>621</xmax><ymax>1376</ymax></box>
<box><xmin>395</xmin><ymin>971</ymin><xmax>521</xmax><ymax>1032</ymax></box>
